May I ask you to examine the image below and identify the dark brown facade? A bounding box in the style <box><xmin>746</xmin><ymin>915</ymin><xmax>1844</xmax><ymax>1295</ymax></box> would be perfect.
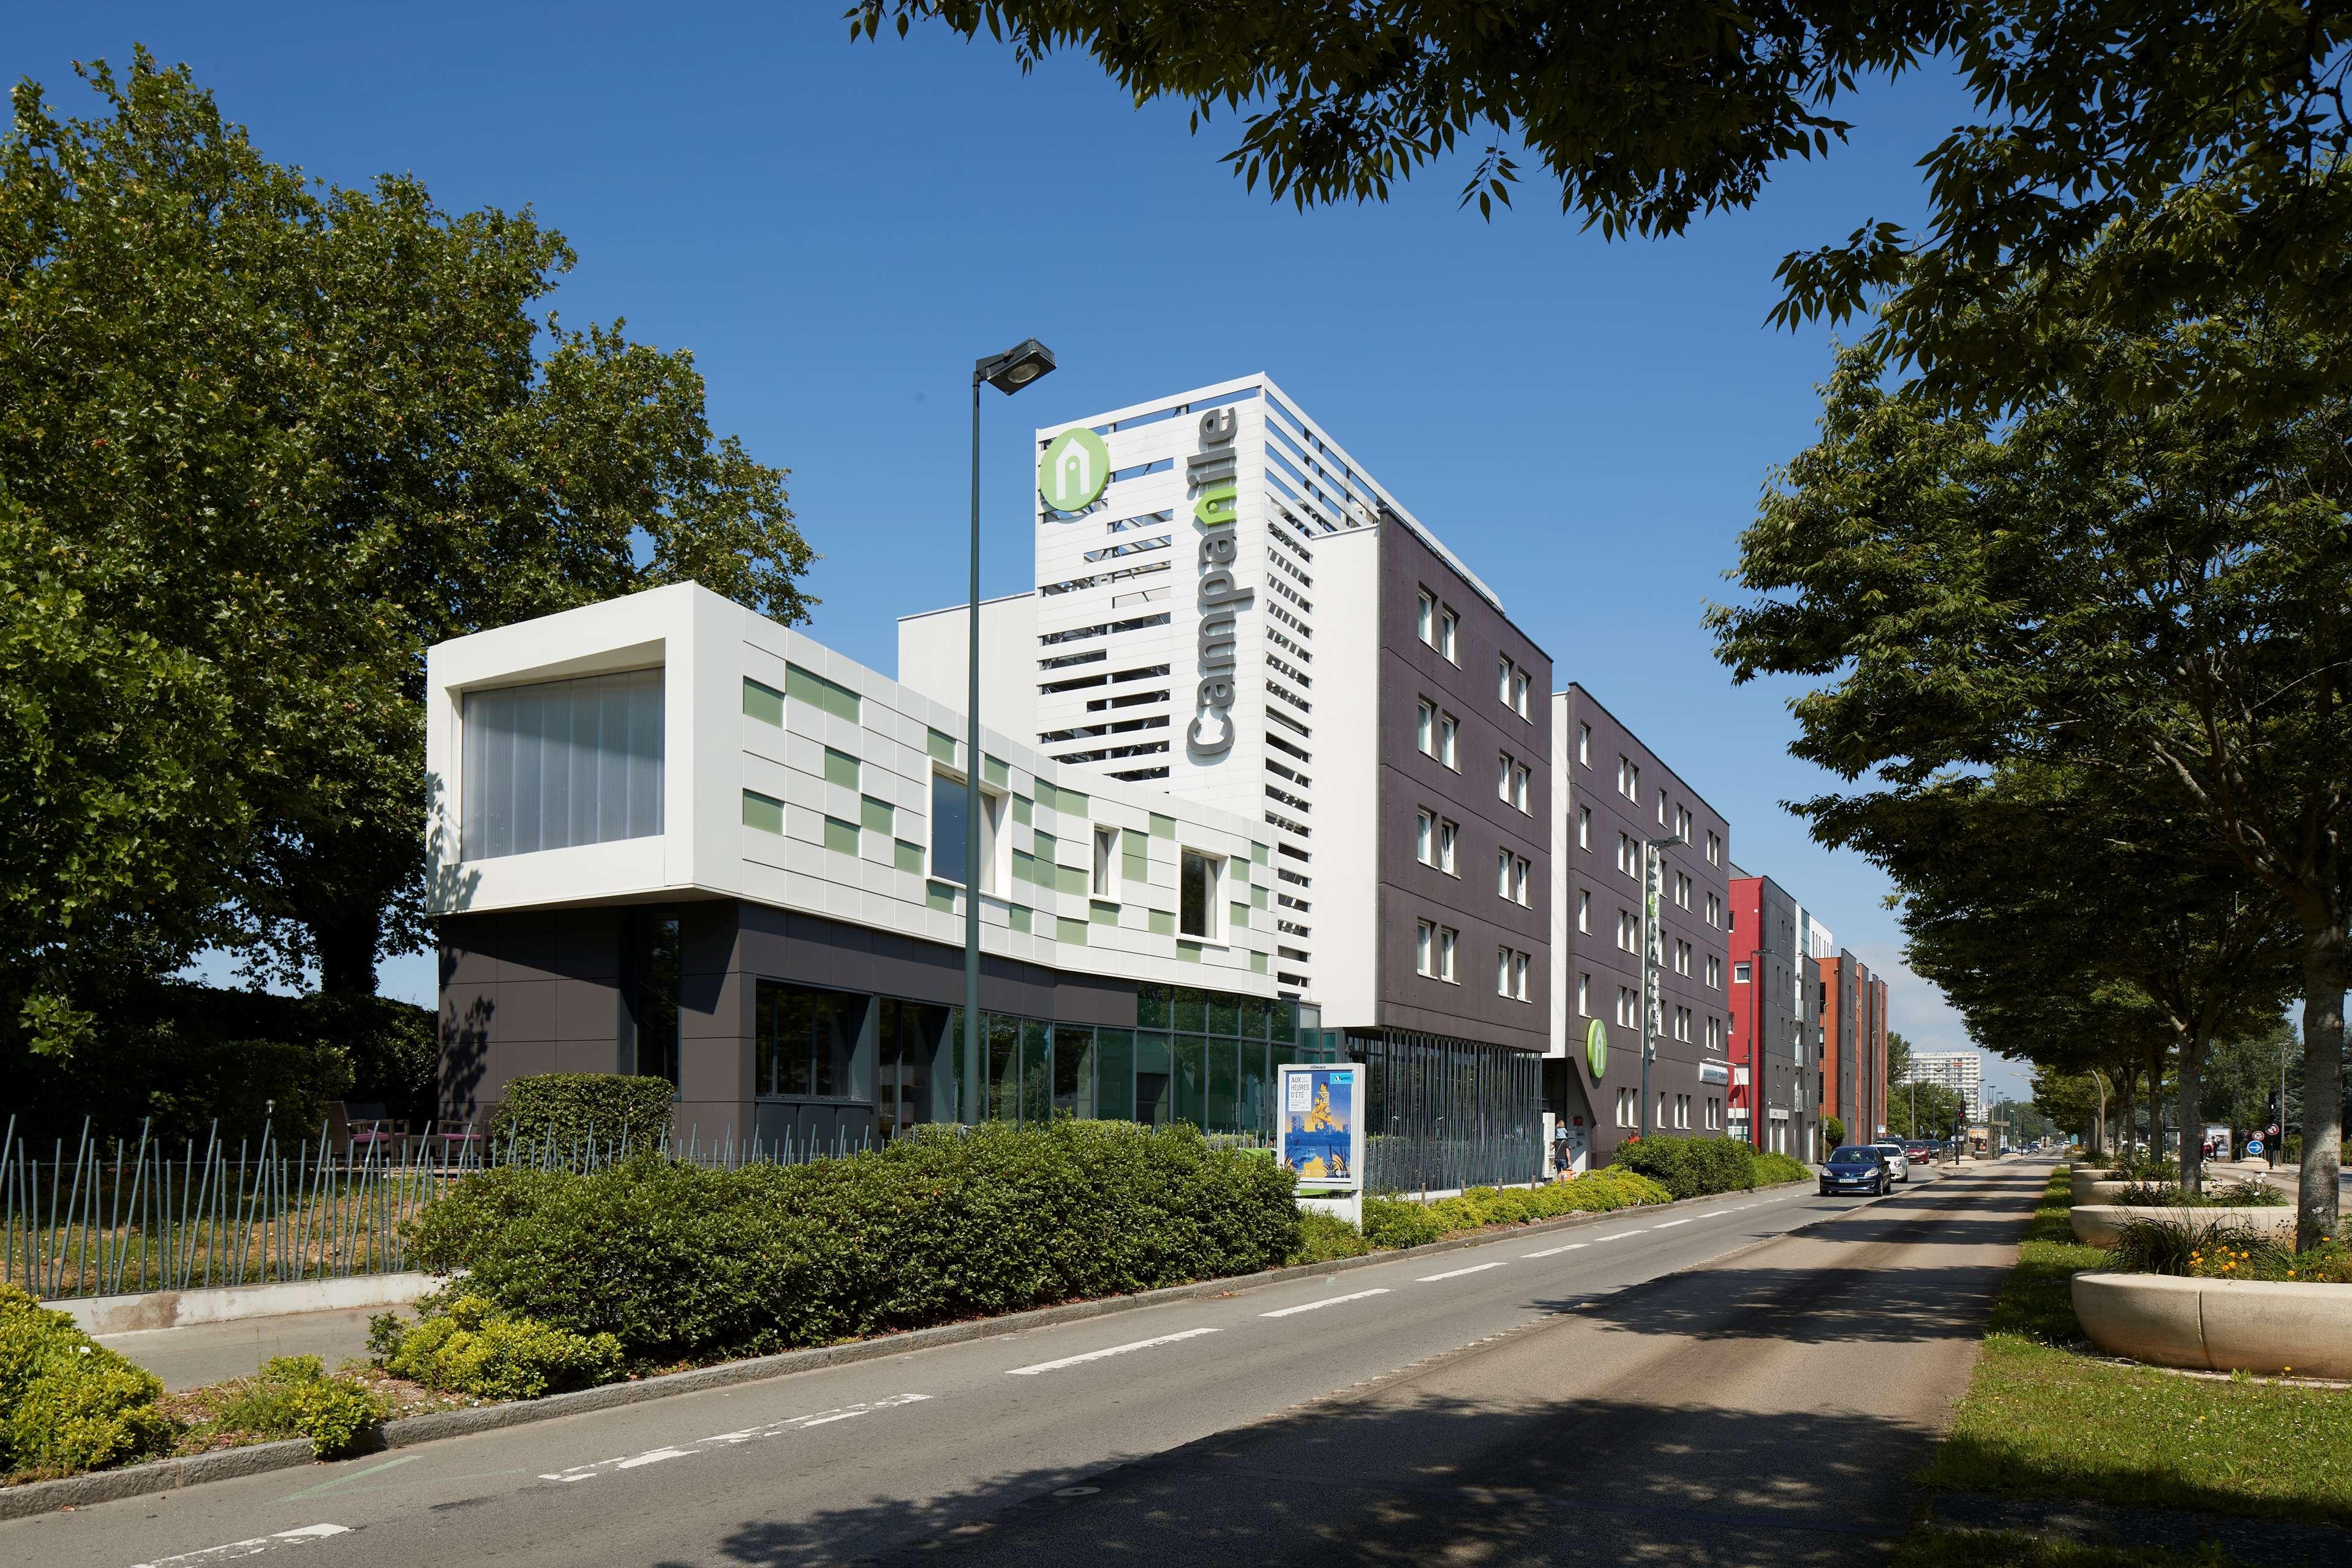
<box><xmin>439</xmin><ymin>900</ymin><xmax>1136</xmax><ymax>1144</ymax></box>
<box><xmin>1558</xmin><ymin>684</ymin><xmax>1733</xmax><ymax>1166</ymax></box>
<box><xmin>1374</xmin><ymin>520</ymin><xmax>1552</xmax><ymax>1054</ymax></box>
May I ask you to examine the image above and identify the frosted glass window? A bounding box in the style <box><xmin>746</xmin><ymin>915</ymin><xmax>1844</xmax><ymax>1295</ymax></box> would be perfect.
<box><xmin>462</xmin><ymin>668</ymin><xmax>663</xmax><ymax>860</ymax></box>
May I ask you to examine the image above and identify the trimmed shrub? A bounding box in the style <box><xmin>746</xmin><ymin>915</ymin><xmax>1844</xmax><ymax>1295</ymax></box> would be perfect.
<box><xmin>373</xmin><ymin>1297</ymin><xmax>622</xmax><ymax>1399</ymax></box>
<box><xmin>1289</xmin><ymin>1211</ymin><xmax>1371</xmax><ymax>1264</ymax></box>
<box><xmin>0</xmin><ymin>1284</ymin><xmax>172</xmax><ymax>1478</ymax></box>
<box><xmin>210</xmin><ymin>1355</ymin><xmax>383</xmax><ymax>1458</ymax></box>
<box><xmin>1612</xmin><ymin>1134</ymin><xmax>1772</xmax><ymax>1200</ymax></box>
<box><xmin>1361</xmin><ymin>1195</ymin><xmax>1445</xmax><ymax>1250</ymax></box>
<box><xmin>490</xmin><ymin>1074</ymin><xmax>677</xmax><ymax>1155</ymax></box>
<box><xmin>410</xmin><ymin>1120</ymin><xmax>1300</xmax><ymax>1363</ymax></box>
<box><xmin>1753</xmin><ymin>1151</ymin><xmax>1811</xmax><ymax>1185</ymax></box>
<box><xmin>1821</xmin><ymin>1117</ymin><xmax>1847</xmax><ymax>1148</ymax></box>
<box><xmin>1364</xmin><ymin>1168</ymin><xmax>1674</xmax><ymax>1244</ymax></box>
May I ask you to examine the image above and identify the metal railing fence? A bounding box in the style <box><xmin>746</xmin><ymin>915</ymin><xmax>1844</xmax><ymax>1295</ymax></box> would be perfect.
<box><xmin>4</xmin><ymin>1114</ymin><xmax>1281</xmax><ymax>1302</ymax></box>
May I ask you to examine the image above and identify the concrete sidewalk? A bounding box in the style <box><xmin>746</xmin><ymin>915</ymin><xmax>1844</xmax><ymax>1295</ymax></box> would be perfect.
<box><xmin>97</xmin><ymin>1306</ymin><xmax>388</xmax><ymax>1391</ymax></box>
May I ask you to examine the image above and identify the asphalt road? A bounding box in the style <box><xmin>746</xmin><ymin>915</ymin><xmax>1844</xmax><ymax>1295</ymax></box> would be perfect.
<box><xmin>9</xmin><ymin>1159</ymin><xmax>2048</xmax><ymax>1568</ymax></box>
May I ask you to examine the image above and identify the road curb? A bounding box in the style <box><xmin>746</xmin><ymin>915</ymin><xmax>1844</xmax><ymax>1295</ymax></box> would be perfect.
<box><xmin>1</xmin><ymin>1176</ymin><xmax>1815</xmax><ymax>1520</ymax></box>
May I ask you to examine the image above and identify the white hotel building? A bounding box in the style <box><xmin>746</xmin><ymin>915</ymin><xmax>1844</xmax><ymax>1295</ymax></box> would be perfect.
<box><xmin>901</xmin><ymin>374</ymin><xmax>1512</xmax><ymax>1006</ymax></box>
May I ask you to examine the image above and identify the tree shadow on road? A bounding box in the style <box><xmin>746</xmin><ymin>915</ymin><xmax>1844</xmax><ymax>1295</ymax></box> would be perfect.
<box><xmin>657</xmin><ymin>1395</ymin><xmax>1932</xmax><ymax>1568</ymax></box>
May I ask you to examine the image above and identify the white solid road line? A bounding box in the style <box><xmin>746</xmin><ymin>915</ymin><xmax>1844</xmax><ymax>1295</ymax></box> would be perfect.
<box><xmin>538</xmin><ymin>1393</ymin><xmax>933</xmax><ymax>1483</ymax></box>
<box><xmin>1417</xmin><ymin>1261</ymin><xmax>1509</xmax><ymax>1282</ymax></box>
<box><xmin>1261</xmin><ymin>1287</ymin><xmax>1392</xmax><ymax>1318</ymax></box>
<box><xmin>1522</xmin><ymin>1242</ymin><xmax>1589</xmax><ymax>1258</ymax></box>
<box><xmin>1006</xmin><ymin>1326</ymin><xmax>1221</xmax><ymax>1376</ymax></box>
<box><xmin>132</xmin><ymin>1524</ymin><xmax>350</xmax><ymax>1568</ymax></box>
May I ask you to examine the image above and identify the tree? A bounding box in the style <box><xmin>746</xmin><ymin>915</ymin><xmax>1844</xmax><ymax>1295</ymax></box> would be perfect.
<box><xmin>1884</xmin><ymin>1031</ymin><xmax>1966</xmax><ymax>1140</ymax></box>
<box><xmin>2034</xmin><ymin>1067</ymin><xmax>2109</xmax><ymax>1152</ymax></box>
<box><xmin>1833</xmin><ymin>760</ymin><xmax>2298</xmax><ymax>1186</ymax></box>
<box><xmin>853</xmin><ymin>1</ymin><xmax>2352</xmax><ymax>409</ymax></box>
<box><xmin>0</xmin><ymin>54</ymin><xmax>816</xmax><ymax>1038</ymax></box>
<box><xmin>1711</xmin><ymin>274</ymin><xmax>2351</xmax><ymax>1242</ymax></box>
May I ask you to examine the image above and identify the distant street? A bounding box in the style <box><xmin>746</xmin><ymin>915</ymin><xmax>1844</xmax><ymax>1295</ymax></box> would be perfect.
<box><xmin>6</xmin><ymin>1161</ymin><xmax>2049</xmax><ymax>1568</ymax></box>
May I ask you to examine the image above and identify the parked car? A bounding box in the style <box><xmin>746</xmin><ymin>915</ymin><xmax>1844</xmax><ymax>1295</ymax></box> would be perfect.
<box><xmin>1820</xmin><ymin>1146</ymin><xmax>1893</xmax><ymax>1196</ymax></box>
<box><xmin>1869</xmin><ymin>1140</ymin><xmax>1912</xmax><ymax>1182</ymax></box>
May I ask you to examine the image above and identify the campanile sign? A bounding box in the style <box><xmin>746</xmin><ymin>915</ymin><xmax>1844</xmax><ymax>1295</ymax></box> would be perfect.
<box><xmin>1186</xmin><ymin>407</ymin><xmax>1251</xmax><ymax>757</ymax></box>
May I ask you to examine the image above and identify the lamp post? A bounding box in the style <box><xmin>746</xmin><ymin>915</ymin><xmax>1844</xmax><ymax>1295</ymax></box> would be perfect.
<box><xmin>1637</xmin><ymin>833</ymin><xmax>1688</xmax><ymax>1140</ymax></box>
<box><xmin>960</xmin><ymin>339</ymin><xmax>1057</xmax><ymax>1123</ymax></box>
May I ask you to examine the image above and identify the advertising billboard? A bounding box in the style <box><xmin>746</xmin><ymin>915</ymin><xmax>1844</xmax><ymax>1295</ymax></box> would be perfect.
<box><xmin>1277</xmin><ymin>1062</ymin><xmax>1364</xmax><ymax>1197</ymax></box>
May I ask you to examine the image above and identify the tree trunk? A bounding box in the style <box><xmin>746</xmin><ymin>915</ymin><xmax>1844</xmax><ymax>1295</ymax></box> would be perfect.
<box><xmin>2296</xmin><ymin>925</ymin><xmax>2346</xmax><ymax>1251</ymax></box>
<box><xmin>2145</xmin><ymin>1045</ymin><xmax>2166</xmax><ymax>1166</ymax></box>
<box><xmin>312</xmin><ymin>897</ymin><xmax>383</xmax><ymax>997</ymax></box>
<box><xmin>2176</xmin><ymin>1030</ymin><xmax>2207</xmax><ymax>1191</ymax></box>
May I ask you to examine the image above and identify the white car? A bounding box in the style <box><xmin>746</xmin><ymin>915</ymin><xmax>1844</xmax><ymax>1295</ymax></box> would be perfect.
<box><xmin>1868</xmin><ymin>1141</ymin><xmax>1912</xmax><ymax>1183</ymax></box>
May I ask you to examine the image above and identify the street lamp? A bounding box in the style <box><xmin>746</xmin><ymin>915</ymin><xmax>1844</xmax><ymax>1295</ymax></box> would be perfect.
<box><xmin>1637</xmin><ymin>832</ymin><xmax>1687</xmax><ymax>1140</ymax></box>
<box><xmin>960</xmin><ymin>338</ymin><xmax>1056</xmax><ymax>1123</ymax></box>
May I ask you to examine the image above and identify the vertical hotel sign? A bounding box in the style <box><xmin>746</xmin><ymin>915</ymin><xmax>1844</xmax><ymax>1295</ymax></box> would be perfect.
<box><xmin>1187</xmin><ymin>407</ymin><xmax>1251</xmax><ymax>756</ymax></box>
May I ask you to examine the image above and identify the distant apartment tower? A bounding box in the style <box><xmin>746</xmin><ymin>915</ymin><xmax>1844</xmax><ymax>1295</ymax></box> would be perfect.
<box><xmin>1817</xmin><ymin>952</ymin><xmax>1890</xmax><ymax>1143</ymax></box>
<box><xmin>1726</xmin><ymin>869</ymin><xmax>1828</xmax><ymax>1158</ymax></box>
<box><xmin>1905</xmin><ymin>1050</ymin><xmax>1985</xmax><ymax>1123</ymax></box>
<box><xmin>902</xmin><ymin>376</ymin><xmax>1555</xmax><ymax>1188</ymax></box>
<box><xmin>1550</xmin><ymin>685</ymin><xmax>1732</xmax><ymax>1167</ymax></box>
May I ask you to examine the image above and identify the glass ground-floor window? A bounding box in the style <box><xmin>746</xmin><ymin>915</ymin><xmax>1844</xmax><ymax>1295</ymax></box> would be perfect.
<box><xmin>755</xmin><ymin>980</ymin><xmax>869</xmax><ymax>1099</ymax></box>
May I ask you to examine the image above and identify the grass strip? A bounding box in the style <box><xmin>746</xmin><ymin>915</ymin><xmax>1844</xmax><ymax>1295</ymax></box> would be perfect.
<box><xmin>1891</xmin><ymin>1526</ymin><xmax>2252</xmax><ymax>1568</ymax></box>
<box><xmin>1913</xmin><ymin>1167</ymin><xmax>2352</xmax><ymax>1528</ymax></box>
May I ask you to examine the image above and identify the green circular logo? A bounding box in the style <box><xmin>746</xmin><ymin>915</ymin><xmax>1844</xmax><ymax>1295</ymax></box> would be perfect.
<box><xmin>1039</xmin><ymin>427</ymin><xmax>1111</xmax><ymax>513</ymax></box>
<box><xmin>1585</xmin><ymin>1018</ymin><xmax>1608</xmax><ymax>1079</ymax></box>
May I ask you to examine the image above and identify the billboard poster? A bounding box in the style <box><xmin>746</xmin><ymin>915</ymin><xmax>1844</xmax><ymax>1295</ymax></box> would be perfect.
<box><xmin>1278</xmin><ymin>1063</ymin><xmax>1363</xmax><ymax>1193</ymax></box>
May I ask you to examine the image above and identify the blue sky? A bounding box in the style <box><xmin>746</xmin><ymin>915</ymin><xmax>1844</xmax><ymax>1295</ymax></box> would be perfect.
<box><xmin>12</xmin><ymin>5</ymin><xmax>2037</xmax><ymax>1110</ymax></box>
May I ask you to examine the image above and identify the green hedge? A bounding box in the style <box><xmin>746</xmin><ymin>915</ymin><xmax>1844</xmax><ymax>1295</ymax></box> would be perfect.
<box><xmin>490</xmin><ymin>1073</ymin><xmax>677</xmax><ymax>1153</ymax></box>
<box><xmin>372</xmin><ymin>1296</ymin><xmax>622</xmax><ymax>1399</ymax></box>
<box><xmin>409</xmin><ymin>1120</ymin><xmax>1300</xmax><ymax>1362</ymax></box>
<box><xmin>1611</xmin><ymin>1135</ymin><xmax>1810</xmax><ymax>1200</ymax></box>
<box><xmin>0</xmin><ymin>1285</ymin><xmax>172</xmax><ymax>1479</ymax></box>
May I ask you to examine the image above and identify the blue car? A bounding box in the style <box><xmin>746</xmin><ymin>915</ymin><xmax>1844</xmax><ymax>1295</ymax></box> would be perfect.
<box><xmin>1820</xmin><ymin>1145</ymin><xmax>1893</xmax><ymax>1196</ymax></box>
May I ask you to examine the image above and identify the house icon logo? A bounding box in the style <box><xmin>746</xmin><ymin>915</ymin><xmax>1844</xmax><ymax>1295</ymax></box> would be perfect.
<box><xmin>1039</xmin><ymin>427</ymin><xmax>1110</xmax><ymax>513</ymax></box>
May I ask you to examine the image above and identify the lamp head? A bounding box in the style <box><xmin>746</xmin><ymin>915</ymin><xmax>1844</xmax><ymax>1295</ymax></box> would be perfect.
<box><xmin>976</xmin><ymin>339</ymin><xmax>1056</xmax><ymax>394</ymax></box>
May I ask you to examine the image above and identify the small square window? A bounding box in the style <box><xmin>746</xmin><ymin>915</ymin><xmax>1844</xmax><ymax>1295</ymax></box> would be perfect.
<box><xmin>1417</xmin><ymin>590</ymin><xmax>1436</xmax><ymax>647</ymax></box>
<box><xmin>1577</xmin><ymin>723</ymin><xmax>1591</xmax><ymax>766</ymax></box>
<box><xmin>1439</xmin><ymin>712</ymin><xmax>1458</xmax><ymax>769</ymax></box>
<box><xmin>1438</xmin><ymin>608</ymin><xmax>1458</xmax><ymax>662</ymax></box>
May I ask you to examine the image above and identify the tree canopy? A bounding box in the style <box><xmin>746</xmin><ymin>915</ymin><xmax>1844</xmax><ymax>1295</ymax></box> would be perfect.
<box><xmin>1711</xmin><ymin>249</ymin><xmax>2350</xmax><ymax>1240</ymax></box>
<box><xmin>0</xmin><ymin>51</ymin><xmax>815</xmax><ymax>1052</ymax></box>
<box><xmin>853</xmin><ymin>0</ymin><xmax>2352</xmax><ymax>408</ymax></box>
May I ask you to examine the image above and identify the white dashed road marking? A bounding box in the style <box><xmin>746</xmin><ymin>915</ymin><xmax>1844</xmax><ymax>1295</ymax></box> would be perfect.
<box><xmin>1417</xmin><ymin>1261</ymin><xmax>1509</xmax><ymax>1282</ymax></box>
<box><xmin>538</xmin><ymin>1393</ymin><xmax>933</xmax><ymax>1483</ymax></box>
<box><xmin>132</xmin><ymin>1524</ymin><xmax>350</xmax><ymax>1567</ymax></box>
<box><xmin>1653</xmin><ymin>1218</ymin><xmax>1693</xmax><ymax>1229</ymax></box>
<box><xmin>1593</xmin><ymin>1229</ymin><xmax>1647</xmax><ymax>1242</ymax></box>
<box><xmin>1523</xmin><ymin>1242</ymin><xmax>1589</xmax><ymax>1257</ymax></box>
<box><xmin>1262</xmin><ymin>1288</ymin><xmax>1391</xmax><ymax>1318</ymax></box>
<box><xmin>1006</xmin><ymin>1327</ymin><xmax>1221</xmax><ymax>1376</ymax></box>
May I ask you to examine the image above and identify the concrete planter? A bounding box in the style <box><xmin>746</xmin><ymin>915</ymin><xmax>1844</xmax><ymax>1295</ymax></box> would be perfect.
<box><xmin>2068</xmin><ymin>1204</ymin><xmax>2299</xmax><ymax>1249</ymax></box>
<box><xmin>2073</xmin><ymin>1270</ymin><xmax>2352</xmax><ymax>1379</ymax></box>
<box><xmin>2068</xmin><ymin>1169</ymin><xmax>2117</xmax><ymax>1202</ymax></box>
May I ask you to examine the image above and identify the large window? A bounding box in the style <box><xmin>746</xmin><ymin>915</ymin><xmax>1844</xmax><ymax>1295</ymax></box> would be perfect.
<box><xmin>461</xmin><ymin>668</ymin><xmax>663</xmax><ymax>860</ymax></box>
<box><xmin>1180</xmin><ymin>849</ymin><xmax>1224</xmax><ymax>939</ymax></box>
<box><xmin>755</xmin><ymin>981</ymin><xmax>869</xmax><ymax>1099</ymax></box>
<box><xmin>930</xmin><ymin>769</ymin><xmax>1001</xmax><ymax>889</ymax></box>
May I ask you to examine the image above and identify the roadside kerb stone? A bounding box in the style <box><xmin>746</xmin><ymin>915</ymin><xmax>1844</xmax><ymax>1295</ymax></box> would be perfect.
<box><xmin>0</xmin><ymin>1175</ymin><xmax>1831</xmax><ymax>1520</ymax></box>
<box><xmin>2073</xmin><ymin>1268</ymin><xmax>2352</xmax><ymax>1379</ymax></box>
